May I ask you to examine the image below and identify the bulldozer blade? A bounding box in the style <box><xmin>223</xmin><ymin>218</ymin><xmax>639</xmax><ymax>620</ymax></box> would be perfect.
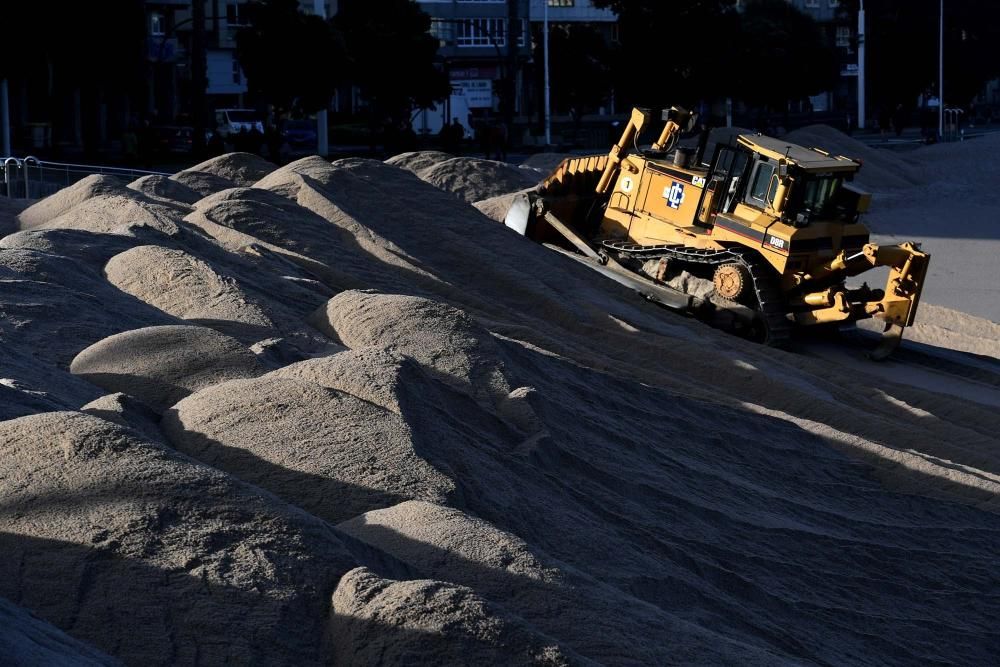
<box><xmin>867</xmin><ymin>321</ymin><xmax>905</xmax><ymax>361</ymax></box>
<box><xmin>504</xmin><ymin>193</ymin><xmax>535</xmax><ymax>236</ymax></box>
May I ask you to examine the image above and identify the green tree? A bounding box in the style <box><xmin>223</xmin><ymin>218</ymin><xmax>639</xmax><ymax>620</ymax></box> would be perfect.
<box><xmin>332</xmin><ymin>0</ymin><xmax>449</xmax><ymax>143</ymax></box>
<box><xmin>839</xmin><ymin>0</ymin><xmax>1000</xmax><ymax>114</ymax></box>
<box><xmin>0</xmin><ymin>1</ymin><xmax>145</xmax><ymax>155</ymax></box>
<box><xmin>236</xmin><ymin>0</ymin><xmax>345</xmax><ymax>115</ymax></box>
<box><xmin>536</xmin><ymin>23</ymin><xmax>614</xmax><ymax>116</ymax></box>
<box><xmin>735</xmin><ymin>0</ymin><xmax>840</xmax><ymax>108</ymax></box>
<box><xmin>592</xmin><ymin>0</ymin><xmax>741</xmax><ymax>109</ymax></box>
<box><xmin>593</xmin><ymin>0</ymin><xmax>839</xmax><ymax>117</ymax></box>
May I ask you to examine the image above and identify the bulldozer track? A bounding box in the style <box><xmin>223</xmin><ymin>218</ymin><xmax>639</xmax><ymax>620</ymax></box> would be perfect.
<box><xmin>601</xmin><ymin>240</ymin><xmax>792</xmax><ymax>347</ymax></box>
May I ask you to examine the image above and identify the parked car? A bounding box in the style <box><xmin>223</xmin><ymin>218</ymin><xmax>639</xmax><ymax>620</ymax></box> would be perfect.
<box><xmin>282</xmin><ymin>118</ymin><xmax>319</xmax><ymax>148</ymax></box>
<box><xmin>213</xmin><ymin>109</ymin><xmax>265</xmax><ymax>138</ymax></box>
<box><xmin>151</xmin><ymin>125</ymin><xmax>195</xmax><ymax>154</ymax></box>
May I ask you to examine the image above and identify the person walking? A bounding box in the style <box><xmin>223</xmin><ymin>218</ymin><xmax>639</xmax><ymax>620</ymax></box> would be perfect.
<box><xmin>494</xmin><ymin>120</ymin><xmax>508</xmax><ymax>162</ymax></box>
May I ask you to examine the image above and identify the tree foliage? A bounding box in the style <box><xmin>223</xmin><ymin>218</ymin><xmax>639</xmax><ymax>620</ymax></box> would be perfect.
<box><xmin>236</xmin><ymin>0</ymin><xmax>345</xmax><ymax>114</ymax></box>
<box><xmin>736</xmin><ymin>0</ymin><xmax>839</xmax><ymax>107</ymax></box>
<box><xmin>838</xmin><ymin>0</ymin><xmax>1000</xmax><ymax>110</ymax></box>
<box><xmin>0</xmin><ymin>2</ymin><xmax>145</xmax><ymax>86</ymax></box>
<box><xmin>591</xmin><ymin>0</ymin><xmax>741</xmax><ymax>108</ymax></box>
<box><xmin>332</xmin><ymin>0</ymin><xmax>450</xmax><ymax>128</ymax></box>
<box><xmin>534</xmin><ymin>23</ymin><xmax>614</xmax><ymax>115</ymax></box>
<box><xmin>592</xmin><ymin>0</ymin><xmax>839</xmax><ymax>111</ymax></box>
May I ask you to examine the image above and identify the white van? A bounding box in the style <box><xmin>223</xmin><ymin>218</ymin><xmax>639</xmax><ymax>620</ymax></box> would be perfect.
<box><xmin>213</xmin><ymin>109</ymin><xmax>265</xmax><ymax>137</ymax></box>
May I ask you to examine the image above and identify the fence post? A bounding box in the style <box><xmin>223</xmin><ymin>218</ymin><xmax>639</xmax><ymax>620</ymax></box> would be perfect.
<box><xmin>3</xmin><ymin>157</ymin><xmax>20</xmax><ymax>198</ymax></box>
<box><xmin>22</xmin><ymin>156</ymin><xmax>40</xmax><ymax>198</ymax></box>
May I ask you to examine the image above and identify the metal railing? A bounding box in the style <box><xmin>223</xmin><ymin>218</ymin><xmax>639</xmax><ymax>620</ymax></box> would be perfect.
<box><xmin>1</xmin><ymin>156</ymin><xmax>169</xmax><ymax>199</ymax></box>
<box><xmin>943</xmin><ymin>108</ymin><xmax>965</xmax><ymax>142</ymax></box>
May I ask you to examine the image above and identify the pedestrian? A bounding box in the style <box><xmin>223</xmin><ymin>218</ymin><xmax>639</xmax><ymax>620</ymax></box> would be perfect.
<box><xmin>450</xmin><ymin>117</ymin><xmax>465</xmax><ymax>154</ymax></box>
<box><xmin>265</xmin><ymin>123</ymin><xmax>283</xmax><ymax>163</ymax></box>
<box><xmin>493</xmin><ymin>120</ymin><xmax>508</xmax><ymax>162</ymax></box>
<box><xmin>208</xmin><ymin>129</ymin><xmax>225</xmax><ymax>157</ymax></box>
<box><xmin>247</xmin><ymin>125</ymin><xmax>265</xmax><ymax>156</ymax></box>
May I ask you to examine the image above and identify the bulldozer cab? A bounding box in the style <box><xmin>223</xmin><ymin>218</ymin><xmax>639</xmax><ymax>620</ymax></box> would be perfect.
<box><xmin>733</xmin><ymin>135</ymin><xmax>869</xmax><ymax>224</ymax></box>
<box><xmin>704</xmin><ymin>143</ymin><xmax>753</xmax><ymax>216</ymax></box>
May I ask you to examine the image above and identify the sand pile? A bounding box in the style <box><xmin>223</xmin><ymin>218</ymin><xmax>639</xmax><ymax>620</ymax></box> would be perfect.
<box><xmin>407</xmin><ymin>156</ymin><xmax>541</xmax><ymax>203</ymax></box>
<box><xmin>69</xmin><ymin>325</ymin><xmax>265</xmax><ymax>411</ymax></box>
<box><xmin>161</xmin><ymin>374</ymin><xmax>455</xmax><ymax>523</ymax></box>
<box><xmin>183</xmin><ymin>152</ymin><xmax>277</xmax><ymax>186</ymax></box>
<box><xmin>267</xmin><ymin>347</ymin><xmax>409</xmax><ymax>413</ymax></box>
<box><xmin>254</xmin><ymin>155</ymin><xmax>341</xmax><ymax>193</ymax></box>
<box><xmin>3</xmin><ymin>149</ymin><xmax>1000</xmax><ymax>664</ymax></box>
<box><xmin>520</xmin><ymin>152</ymin><xmax>577</xmax><ymax>172</ymax></box>
<box><xmin>23</xmin><ymin>193</ymin><xmax>182</xmax><ymax>237</ymax></box>
<box><xmin>126</xmin><ymin>174</ymin><xmax>201</xmax><ymax>207</ymax></box>
<box><xmin>385</xmin><ymin>150</ymin><xmax>454</xmax><ymax>174</ymax></box>
<box><xmin>0</xmin><ymin>411</ymin><xmax>354</xmax><ymax>666</ymax></box>
<box><xmin>338</xmin><ymin>501</ymin><xmax>757</xmax><ymax>664</ymax></box>
<box><xmin>168</xmin><ymin>169</ymin><xmax>237</xmax><ymax>196</ymax></box>
<box><xmin>0</xmin><ymin>597</ymin><xmax>119</xmax><ymax>666</ymax></box>
<box><xmin>80</xmin><ymin>392</ymin><xmax>167</xmax><ymax>445</ymax></box>
<box><xmin>0</xmin><ymin>255</ymin><xmax>179</xmax><ymax>367</ymax></box>
<box><xmin>308</xmin><ymin>291</ymin><xmax>511</xmax><ymax>405</ymax></box>
<box><xmin>330</xmin><ymin>567</ymin><xmax>579</xmax><ymax>666</ymax></box>
<box><xmin>192</xmin><ymin>186</ymin><xmax>341</xmax><ymax>257</ymax></box>
<box><xmin>168</xmin><ymin>152</ymin><xmax>277</xmax><ymax>197</ymax></box>
<box><xmin>16</xmin><ymin>174</ymin><xmax>126</xmax><ymax>228</ymax></box>
<box><xmin>104</xmin><ymin>245</ymin><xmax>276</xmax><ymax>341</ymax></box>
<box><xmin>897</xmin><ymin>302</ymin><xmax>1000</xmax><ymax>358</ymax></box>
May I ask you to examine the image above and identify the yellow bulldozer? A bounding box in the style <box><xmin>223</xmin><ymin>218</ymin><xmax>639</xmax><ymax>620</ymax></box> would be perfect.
<box><xmin>505</xmin><ymin>106</ymin><xmax>929</xmax><ymax>358</ymax></box>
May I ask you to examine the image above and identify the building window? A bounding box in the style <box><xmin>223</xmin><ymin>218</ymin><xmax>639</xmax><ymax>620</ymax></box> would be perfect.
<box><xmin>805</xmin><ymin>0</ymin><xmax>819</xmax><ymax>7</ymax></box>
<box><xmin>829</xmin><ymin>0</ymin><xmax>840</xmax><ymax>6</ymax></box>
<box><xmin>150</xmin><ymin>13</ymin><xmax>165</xmax><ymax>36</ymax></box>
<box><xmin>456</xmin><ymin>18</ymin><xmax>507</xmax><ymax>48</ymax></box>
<box><xmin>226</xmin><ymin>1</ymin><xmax>248</xmax><ymax>27</ymax></box>
<box><xmin>548</xmin><ymin>0</ymin><xmax>576</xmax><ymax>6</ymax></box>
<box><xmin>430</xmin><ymin>19</ymin><xmax>456</xmax><ymax>47</ymax></box>
<box><xmin>836</xmin><ymin>26</ymin><xmax>851</xmax><ymax>48</ymax></box>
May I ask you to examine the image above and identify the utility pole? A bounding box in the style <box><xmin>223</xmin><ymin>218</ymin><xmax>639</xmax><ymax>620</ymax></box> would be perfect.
<box><xmin>506</xmin><ymin>0</ymin><xmax>520</xmax><ymax>130</ymax></box>
<box><xmin>857</xmin><ymin>0</ymin><xmax>865</xmax><ymax>130</ymax></box>
<box><xmin>543</xmin><ymin>0</ymin><xmax>551</xmax><ymax>146</ymax></box>
<box><xmin>191</xmin><ymin>0</ymin><xmax>208</xmax><ymax>155</ymax></box>
<box><xmin>1</xmin><ymin>79</ymin><xmax>10</xmax><ymax>156</ymax></box>
<box><xmin>315</xmin><ymin>0</ymin><xmax>329</xmax><ymax>157</ymax></box>
<box><xmin>938</xmin><ymin>0</ymin><xmax>944</xmax><ymax>140</ymax></box>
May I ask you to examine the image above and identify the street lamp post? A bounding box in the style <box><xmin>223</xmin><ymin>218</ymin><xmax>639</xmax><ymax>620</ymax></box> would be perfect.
<box><xmin>938</xmin><ymin>0</ymin><xmax>944</xmax><ymax>140</ymax></box>
<box><xmin>1</xmin><ymin>79</ymin><xmax>10</xmax><ymax>156</ymax></box>
<box><xmin>543</xmin><ymin>1</ymin><xmax>551</xmax><ymax>146</ymax></box>
<box><xmin>314</xmin><ymin>0</ymin><xmax>328</xmax><ymax>156</ymax></box>
<box><xmin>858</xmin><ymin>0</ymin><xmax>865</xmax><ymax>130</ymax></box>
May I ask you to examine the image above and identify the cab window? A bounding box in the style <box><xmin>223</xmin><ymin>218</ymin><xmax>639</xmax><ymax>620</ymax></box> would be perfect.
<box><xmin>746</xmin><ymin>161</ymin><xmax>776</xmax><ymax>208</ymax></box>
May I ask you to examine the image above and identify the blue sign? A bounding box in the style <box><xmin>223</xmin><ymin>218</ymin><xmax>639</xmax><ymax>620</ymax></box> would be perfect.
<box><xmin>665</xmin><ymin>181</ymin><xmax>685</xmax><ymax>209</ymax></box>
